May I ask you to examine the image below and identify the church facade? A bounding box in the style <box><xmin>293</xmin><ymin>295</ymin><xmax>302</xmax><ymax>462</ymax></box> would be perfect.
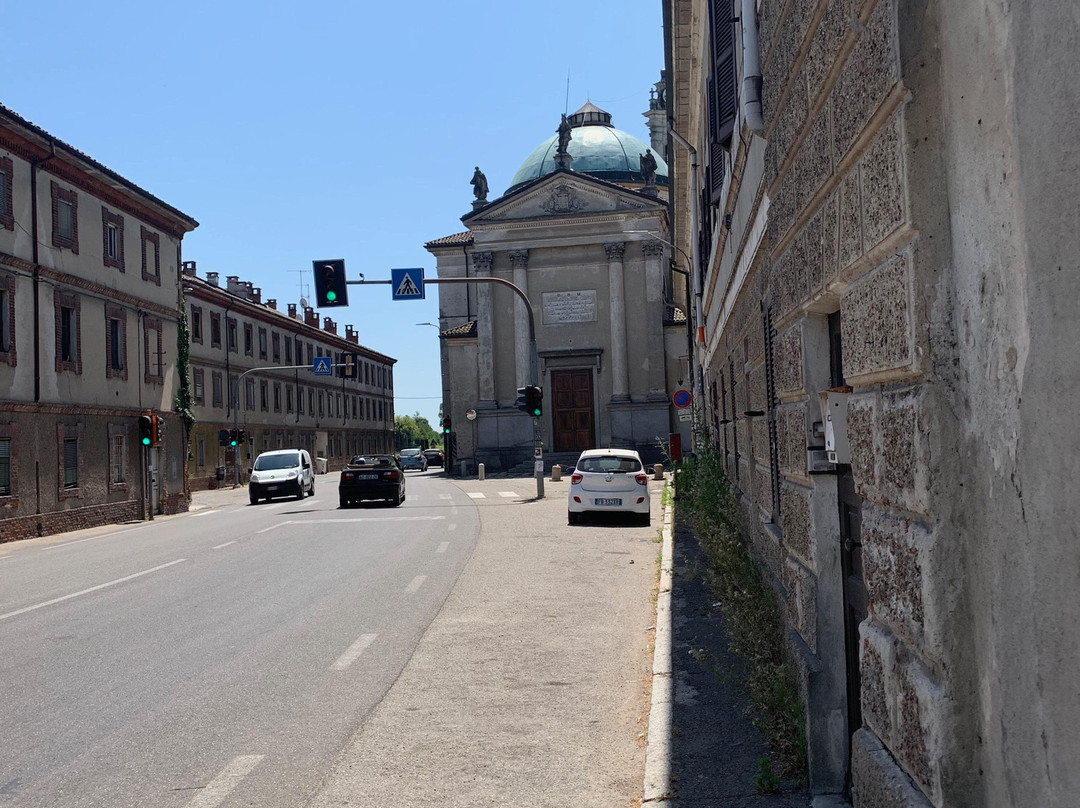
<box><xmin>426</xmin><ymin>99</ymin><xmax>691</xmax><ymax>473</ymax></box>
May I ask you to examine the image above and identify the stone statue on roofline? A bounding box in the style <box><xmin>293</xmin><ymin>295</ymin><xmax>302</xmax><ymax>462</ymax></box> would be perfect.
<box><xmin>639</xmin><ymin>149</ymin><xmax>658</xmax><ymax>186</ymax></box>
<box><xmin>556</xmin><ymin>114</ymin><xmax>572</xmax><ymax>155</ymax></box>
<box><xmin>470</xmin><ymin>166</ymin><xmax>489</xmax><ymax>201</ymax></box>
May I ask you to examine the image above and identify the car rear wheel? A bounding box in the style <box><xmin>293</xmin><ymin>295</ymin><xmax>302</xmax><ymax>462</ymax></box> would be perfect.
<box><xmin>309</xmin><ymin>480</ymin><xmax>315</xmax><ymax>496</ymax></box>
<box><xmin>295</xmin><ymin>485</ymin><xmax>305</xmax><ymax>501</ymax></box>
<box><xmin>568</xmin><ymin>511</ymin><xmax>581</xmax><ymax>525</ymax></box>
<box><xmin>250</xmin><ymin>494</ymin><xmax>258</xmax><ymax>505</ymax></box>
<box><xmin>637</xmin><ymin>512</ymin><xmax>651</xmax><ymax>527</ymax></box>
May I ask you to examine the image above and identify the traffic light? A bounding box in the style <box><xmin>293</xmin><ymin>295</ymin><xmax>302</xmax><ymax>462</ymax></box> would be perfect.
<box><xmin>228</xmin><ymin>429</ymin><xmax>239</xmax><ymax>447</ymax></box>
<box><xmin>154</xmin><ymin>416</ymin><xmax>165</xmax><ymax>446</ymax></box>
<box><xmin>312</xmin><ymin>259</ymin><xmax>349</xmax><ymax>307</ymax></box>
<box><xmin>237</xmin><ymin>429</ymin><xmax>247</xmax><ymax>444</ymax></box>
<box><xmin>442</xmin><ymin>418</ymin><xmax>451</xmax><ymax>435</ymax></box>
<box><xmin>516</xmin><ymin>386</ymin><xmax>543</xmax><ymax>417</ymax></box>
<box><xmin>138</xmin><ymin>413</ymin><xmax>153</xmax><ymax>446</ymax></box>
<box><xmin>525</xmin><ymin>385</ymin><xmax>543</xmax><ymax>417</ymax></box>
<box><xmin>338</xmin><ymin>352</ymin><xmax>358</xmax><ymax>378</ymax></box>
<box><xmin>218</xmin><ymin>429</ymin><xmax>230</xmax><ymax>447</ymax></box>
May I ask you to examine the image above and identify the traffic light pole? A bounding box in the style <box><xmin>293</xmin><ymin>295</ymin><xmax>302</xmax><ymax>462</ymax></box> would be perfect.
<box><xmin>351</xmin><ymin>276</ymin><xmax>544</xmax><ymax>498</ymax></box>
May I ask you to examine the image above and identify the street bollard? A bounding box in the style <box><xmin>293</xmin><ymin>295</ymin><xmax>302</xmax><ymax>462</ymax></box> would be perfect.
<box><xmin>478</xmin><ymin>462</ymin><xmax>485</xmax><ymax>481</ymax></box>
<box><xmin>653</xmin><ymin>463</ymin><xmax>664</xmax><ymax>480</ymax></box>
<box><xmin>551</xmin><ymin>464</ymin><xmax>562</xmax><ymax>482</ymax></box>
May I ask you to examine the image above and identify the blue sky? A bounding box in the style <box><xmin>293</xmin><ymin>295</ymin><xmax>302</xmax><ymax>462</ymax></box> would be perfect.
<box><xmin>2</xmin><ymin>0</ymin><xmax>665</xmax><ymax>428</ymax></box>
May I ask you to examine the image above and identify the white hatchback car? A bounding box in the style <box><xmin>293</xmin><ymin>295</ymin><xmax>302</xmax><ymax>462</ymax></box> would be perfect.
<box><xmin>567</xmin><ymin>448</ymin><xmax>651</xmax><ymax>526</ymax></box>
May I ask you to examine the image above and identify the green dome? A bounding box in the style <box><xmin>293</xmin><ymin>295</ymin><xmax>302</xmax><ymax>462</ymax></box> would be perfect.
<box><xmin>507</xmin><ymin>102</ymin><xmax>668</xmax><ymax>193</ymax></box>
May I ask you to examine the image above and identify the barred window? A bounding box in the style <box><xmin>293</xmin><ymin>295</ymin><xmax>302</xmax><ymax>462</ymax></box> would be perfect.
<box><xmin>111</xmin><ymin>435</ymin><xmax>125</xmax><ymax>484</ymax></box>
<box><xmin>0</xmin><ymin>437</ymin><xmax>10</xmax><ymax>495</ymax></box>
<box><xmin>63</xmin><ymin>437</ymin><xmax>78</xmax><ymax>488</ymax></box>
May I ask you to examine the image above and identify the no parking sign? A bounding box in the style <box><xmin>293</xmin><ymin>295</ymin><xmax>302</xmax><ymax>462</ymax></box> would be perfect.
<box><xmin>672</xmin><ymin>389</ymin><xmax>692</xmax><ymax>409</ymax></box>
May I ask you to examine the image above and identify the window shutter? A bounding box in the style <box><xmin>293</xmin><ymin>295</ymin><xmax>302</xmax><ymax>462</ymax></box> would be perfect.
<box><xmin>762</xmin><ymin>303</ymin><xmax>782</xmax><ymax>521</ymax></box>
<box><xmin>709</xmin><ymin>0</ymin><xmax>738</xmax><ymax>202</ymax></box>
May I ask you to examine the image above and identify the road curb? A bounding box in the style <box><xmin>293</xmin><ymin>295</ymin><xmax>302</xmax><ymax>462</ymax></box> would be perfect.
<box><xmin>642</xmin><ymin>481</ymin><xmax>675</xmax><ymax>805</ymax></box>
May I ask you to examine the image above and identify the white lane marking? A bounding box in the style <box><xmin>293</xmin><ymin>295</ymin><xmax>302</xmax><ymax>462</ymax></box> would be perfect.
<box><xmin>211</xmin><ymin>541</ymin><xmax>236</xmax><ymax>550</ymax></box>
<box><xmin>404</xmin><ymin>575</ymin><xmax>427</xmax><ymax>594</ymax></box>
<box><xmin>257</xmin><ymin>516</ymin><xmax>446</xmax><ymax>534</ymax></box>
<box><xmin>0</xmin><ymin>559</ymin><xmax>187</xmax><ymax>621</ymax></box>
<box><xmin>182</xmin><ymin>754</ymin><xmax>264</xmax><ymax>808</ymax></box>
<box><xmin>499</xmin><ymin>491</ymin><xmax>517</xmax><ymax>498</ymax></box>
<box><xmin>0</xmin><ymin>556</ymin><xmax>12</xmax><ymax>562</ymax></box>
<box><xmin>447</xmin><ymin>523</ymin><xmax>457</xmax><ymax>532</ymax></box>
<box><xmin>331</xmin><ymin>632</ymin><xmax>378</xmax><ymax>670</ymax></box>
<box><xmin>466</xmin><ymin>492</ymin><xmax>485</xmax><ymax>499</ymax></box>
<box><xmin>451</xmin><ymin>506</ymin><xmax>458</xmax><ymax>515</ymax></box>
<box><xmin>439</xmin><ymin>494</ymin><xmax>452</xmax><ymax>500</ymax></box>
<box><xmin>43</xmin><ymin>524</ymin><xmax>149</xmax><ymax>550</ymax></box>
<box><xmin>191</xmin><ymin>510</ymin><xmax>218</xmax><ymax>518</ymax></box>
<box><xmin>435</xmin><ymin>541</ymin><xmax>449</xmax><ymax>554</ymax></box>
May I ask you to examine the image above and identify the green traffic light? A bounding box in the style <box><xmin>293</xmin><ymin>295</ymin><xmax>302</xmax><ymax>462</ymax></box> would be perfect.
<box><xmin>532</xmin><ymin>407</ymin><xmax>541</xmax><ymax>417</ymax></box>
<box><xmin>141</xmin><ymin>437</ymin><xmax>151</xmax><ymax>446</ymax></box>
<box><xmin>326</xmin><ymin>290</ymin><xmax>337</xmax><ymax>302</ymax></box>
<box><xmin>230</xmin><ymin>440</ymin><xmax>237</xmax><ymax>447</ymax></box>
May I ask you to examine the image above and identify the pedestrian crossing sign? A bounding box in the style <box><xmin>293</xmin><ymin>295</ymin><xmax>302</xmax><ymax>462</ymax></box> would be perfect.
<box><xmin>391</xmin><ymin>268</ymin><xmax>425</xmax><ymax>300</ymax></box>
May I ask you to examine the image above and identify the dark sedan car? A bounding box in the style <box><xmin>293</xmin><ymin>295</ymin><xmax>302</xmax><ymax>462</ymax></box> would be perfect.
<box><xmin>339</xmin><ymin>455</ymin><xmax>405</xmax><ymax>507</ymax></box>
<box><xmin>423</xmin><ymin>449</ymin><xmax>444</xmax><ymax>467</ymax></box>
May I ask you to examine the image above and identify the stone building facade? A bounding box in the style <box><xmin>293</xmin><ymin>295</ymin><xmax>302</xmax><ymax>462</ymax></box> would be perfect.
<box><xmin>181</xmin><ymin>264</ymin><xmax>396</xmax><ymax>489</ymax></box>
<box><xmin>0</xmin><ymin>104</ymin><xmax>198</xmax><ymax>542</ymax></box>
<box><xmin>425</xmin><ymin>102</ymin><xmax>690</xmax><ymax>474</ymax></box>
<box><xmin>666</xmin><ymin>0</ymin><xmax>1079</xmax><ymax>806</ymax></box>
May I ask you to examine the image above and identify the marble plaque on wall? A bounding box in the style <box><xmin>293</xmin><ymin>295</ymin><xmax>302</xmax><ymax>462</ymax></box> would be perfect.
<box><xmin>542</xmin><ymin>290</ymin><xmax>597</xmax><ymax>324</ymax></box>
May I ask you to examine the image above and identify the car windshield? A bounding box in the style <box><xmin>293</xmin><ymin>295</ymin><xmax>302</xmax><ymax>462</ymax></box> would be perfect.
<box><xmin>400</xmin><ymin>449</ymin><xmax>421</xmax><ymax>457</ymax></box>
<box><xmin>578</xmin><ymin>455</ymin><xmax>641</xmax><ymax>474</ymax></box>
<box><xmin>253</xmin><ymin>452</ymin><xmax>300</xmax><ymax>471</ymax></box>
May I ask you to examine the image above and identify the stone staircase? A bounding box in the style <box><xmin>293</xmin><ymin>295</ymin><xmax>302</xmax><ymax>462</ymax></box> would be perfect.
<box><xmin>504</xmin><ymin>451</ymin><xmax>583</xmax><ymax>478</ymax></box>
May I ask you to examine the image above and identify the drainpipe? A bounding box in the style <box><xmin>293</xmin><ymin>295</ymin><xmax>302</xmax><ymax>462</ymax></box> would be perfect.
<box><xmin>29</xmin><ymin>142</ymin><xmax>56</xmax><ymax>403</ymax></box>
<box><xmin>741</xmin><ymin>0</ymin><xmax>764</xmax><ymax>132</ymax></box>
<box><xmin>667</xmin><ymin>123</ymin><xmax>705</xmax><ymax>403</ymax></box>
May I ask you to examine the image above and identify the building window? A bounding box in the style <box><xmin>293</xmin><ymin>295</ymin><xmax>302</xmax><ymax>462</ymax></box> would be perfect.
<box><xmin>286</xmin><ymin>386</ymin><xmax>294</xmax><ymax>413</ymax></box>
<box><xmin>258</xmin><ymin>328</ymin><xmax>267</xmax><ymax>360</ymax></box>
<box><xmin>54</xmin><ymin>291</ymin><xmax>81</xmax><ymax>374</ymax></box>
<box><xmin>0</xmin><ymin>156</ymin><xmax>14</xmax><ymax>231</ymax></box>
<box><xmin>0</xmin><ymin>275</ymin><xmax>15</xmax><ymax>365</ymax></box>
<box><xmin>306</xmin><ymin>343</ymin><xmax>313</xmax><ymax>366</ymax></box>
<box><xmin>245</xmin><ymin>379</ymin><xmax>255</xmax><ymax>410</ymax></box>
<box><xmin>51</xmin><ymin>181</ymin><xmax>79</xmax><ymax>254</ymax></box>
<box><xmin>284</xmin><ymin>336</ymin><xmax>292</xmax><ymax>364</ymax></box>
<box><xmin>105</xmin><ymin>304</ymin><xmax>126</xmax><ymax>379</ymax></box>
<box><xmin>143</xmin><ymin>318</ymin><xmax>164</xmax><ymax>384</ymax></box>
<box><xmin>273</xmin><ymin>382</ymin><xmax>281</xmax><ymax>413</ymax></box>
<box><xmin>102</xmin><ymin>208</ymin><xmax>125</xmax><ymax>271</ymax></box>
<box><xmin>272</xmin><ymin>332</ymin><xmax>280</xmax><ymax>363</ymax></box>
<box><xmin>191</xmin><ymin>307</ymin><xmax>203</xmax><ymax>343</ymax></box>
<box><xmin>63</xmin><ymin>436</ymin><xmax>78</xmax><ymax>489</ymax></box>
<box><xmin>111</xmin><ymin>435</ymin><xmax>126</xmax><ymax>484</ymax></box>
<box><xmin>318</xmin><ymin>390</ymin><xmax>324</xmax><ymax>418</ymax></box>
<box><xmin>197</xmin><ymin>437</ymin><xmax>205</xmax><ymax>467</ymax></box>
<box><xmin>140</xmin><ymin>226</ymin><xmax>160</xmax><ymax>285</ymax></box>
<box><xmin>193</xmin><ymin>368</ymin><xmax>205</xmax><ymax>405</ymax></box>
<box><xmin>210</xmin><ymin>312</ymin><xmax>222</xmax><ymax>348</ymax></box>
<box><xmin>260</xmin><ymin>380</ymin><xmax>268</xmax><ymax>411</ymax></box>
<box><xmin>244</xmin><ymin>323</ymin><xmax>253</xmax><ymax>356</ymax></box>
<box><xmin>308</xmin><ymin>389</ymin><xmax>314</xmax><ymax>415</ymax></box>
<box><xmin>227</xmin><ymin>318</ymin><xmax>237</xmax><ymax>352</ymax></box>
<box><xmin>298</xmin><ymin>385</ymin><xmax>305</xmax><ymax>415</ymax></box>
<box><xmin>0</xmin><ymin>437</ymin><xmax>10</xmax><ymax>495</ymax></box>
<box><xmin>212</xmin><ymin>372</ymin><xmax>223</xmax><ymax>408</ymax></box>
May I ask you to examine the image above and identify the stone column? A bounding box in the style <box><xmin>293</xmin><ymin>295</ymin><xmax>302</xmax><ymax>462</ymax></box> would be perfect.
<box><xmin>605</xmin><ymin>241</ymin><xmax>629</xmax><ymax>402</ymax></box>
<box><xmin>642</xmin><ymin>240</ymin><xmax>668</xmax><ymax>400</ymax></box>
<box><xmin>473</xmin><ymin>251</ymin><xmax>496</xmax><ymax>407</ymax></box>
<box><xmin>508</xmin><ymin>249</ymin><xmax>531</xmax><ymax>389</ymax></box>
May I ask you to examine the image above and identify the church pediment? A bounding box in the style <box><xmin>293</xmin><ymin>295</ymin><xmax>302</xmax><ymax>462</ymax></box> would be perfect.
<box><xmin>464</xmin><ymin>172</ymin><xmax>663</xmax><ymax>225</ymax></box>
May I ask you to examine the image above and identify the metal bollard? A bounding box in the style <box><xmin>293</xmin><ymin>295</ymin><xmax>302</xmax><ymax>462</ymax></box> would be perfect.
<box><xmin>653</xmin><ymin>463</ymin><xmax>664</xmax><ymax>480</ymax></box>
<box><xmin>478</xmin><ymin>462</ymin><xmax>485</xmax><ymax>481</ymax></box>
<box><xmin>551</xmin><ymin>464</ymin><xmax>562</xmax><ymax>482</ymax></box>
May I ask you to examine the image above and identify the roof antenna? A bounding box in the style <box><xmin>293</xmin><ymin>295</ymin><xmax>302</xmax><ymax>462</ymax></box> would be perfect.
<box><xmin>564</xmin><ymin>70</ymin><xmax>571</xmax><ymax>115</ymax></box>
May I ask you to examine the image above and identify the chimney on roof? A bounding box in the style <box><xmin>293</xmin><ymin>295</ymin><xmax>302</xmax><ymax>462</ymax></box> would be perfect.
<box><xmin>346</xmin><ymin>325</ymin><xmax>359</xmax><ymax>344</ymax></box>
<box><xmin>206</xmin><ymin>271</ymin><xmax>219</xmax><ymax>287</ymax></box>
<box><xmin>323</xmin><ymin>317</ymin><xmax>337</xmax><ymax>335</ymax></box>
<box><xmin>181</xmin><ymin>261</ymin><xmax>197</xmax><ymax>277</ymax></box>
<box><xmin>304</xmin><ymin>307</ymin><xmax>319</xmax><ymax>327</ymax></box>
<box><xmin>226</xmin><ymin>275</ymin><xmax>241</xmax><ymax>294</ymax></box>
<box><xmin>242</xmin><ymin>281</ymin><xmax>254</xmax><ymax>300</ymax></box>
<box><xmin>266</xmin><ymin>298</ymin><xmax>276</xmax><ymax>310</ymax></box>
<box><xmin>288</xmin><ymin>303</ymin><xmax>298</xmax><ymax>318</ymax></box>
<box><xmin>252</xmin><ymin>286</ymin><xmax>261</xmax><ymax>304</ymax></box>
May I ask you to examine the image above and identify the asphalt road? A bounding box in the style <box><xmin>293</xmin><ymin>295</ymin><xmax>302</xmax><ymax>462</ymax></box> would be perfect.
<box><xmin>0</xmin><ymin>471</ymin><xmax>481</xmax><ymax>808</ymax></box>
<box><xmin>0</xmin><ymin>469</ymin><xmax>660</xmax><ymax>808</ymax></box>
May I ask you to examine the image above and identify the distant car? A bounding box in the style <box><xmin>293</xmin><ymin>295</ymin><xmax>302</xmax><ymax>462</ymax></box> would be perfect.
<box><xmin>423</xmin><ymin>449</ymin><xmax>444</xmax><ymax>467</ymax></box>
<box><xmin>249</xmin><ymin>448</ymin><xmax>315</xmax><ymax>504</ymax></box>
<box><xmin>339</xmin><ymin>455</ymin><xmax>405</xmax><ymax>507</ymax></box>
<box><xmin>567</xmin><ymin>448</ymin><xmax>651</xmax><ymax>526</ymax></box>
<box><xmin>398</xmin><ymin>448</ymin><xmax>428</xmax><ymax>471</ymax></box>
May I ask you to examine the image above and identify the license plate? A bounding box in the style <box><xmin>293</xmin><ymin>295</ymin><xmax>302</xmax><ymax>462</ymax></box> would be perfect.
<box><xmin>595</xmin><ymin>498</ymin><xmax>622</xmax><ymax>506</ymax></box>
<box><xmin>267</xmin><ymin>485</ymin><xmax>278</xmax><ymax>491</ymax></box>
<box><xmin>359</xmin><ymin>474</ymin><xmax>378</xmax><ymax>481</ymax></box>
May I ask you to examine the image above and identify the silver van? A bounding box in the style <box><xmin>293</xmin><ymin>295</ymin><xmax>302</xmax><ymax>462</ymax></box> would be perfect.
<box><xmin>249</xmin><ymin>448</ymin><xmax>315</xmax><ymax>504</ymax></box>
